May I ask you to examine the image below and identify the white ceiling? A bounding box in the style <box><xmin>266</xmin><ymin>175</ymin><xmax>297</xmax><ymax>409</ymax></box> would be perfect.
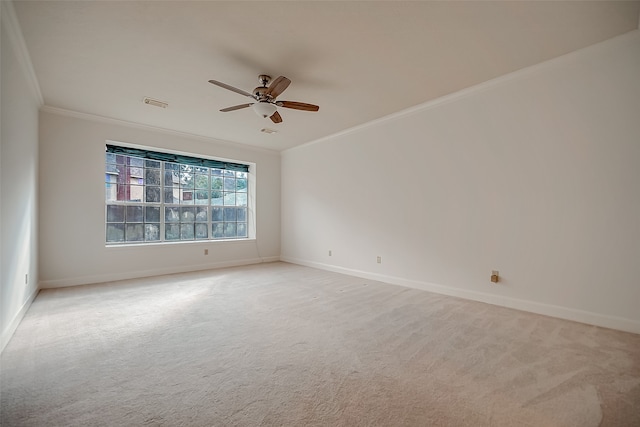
<box><xmin>13</xmin><ymin>1</ymin><xmax>640</xmax><ymax>151</ymax></box>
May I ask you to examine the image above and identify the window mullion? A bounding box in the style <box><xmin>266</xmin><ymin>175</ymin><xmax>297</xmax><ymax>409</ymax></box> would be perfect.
<box><xmin>160</xmin><ymin>161</ymin><xmax>165</xmax><ymax>242</ymax></box>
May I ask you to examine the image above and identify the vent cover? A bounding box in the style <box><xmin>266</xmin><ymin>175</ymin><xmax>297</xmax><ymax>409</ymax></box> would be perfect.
<box><xmin>143</xmin><ymin>97</ymin><xmax>168</xmax><ymax>108</ymax></box>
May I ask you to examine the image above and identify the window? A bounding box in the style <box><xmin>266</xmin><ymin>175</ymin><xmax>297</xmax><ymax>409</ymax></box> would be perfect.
<box><xmin>105</xmin><ymin>145</ymin><xmax>250</xmax><ymax>244</ymax></box>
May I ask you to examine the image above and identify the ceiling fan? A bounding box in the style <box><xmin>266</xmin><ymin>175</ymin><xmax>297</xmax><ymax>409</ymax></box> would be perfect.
<box><xmin>208</xmin><ymin>75</ymin><xmax>319</xmax><ymax>124</ymax></box>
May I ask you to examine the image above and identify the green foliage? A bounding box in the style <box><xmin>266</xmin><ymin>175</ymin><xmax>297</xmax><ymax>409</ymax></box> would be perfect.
<box><xmin>212</xmin><ymin>177</ymin><xmax>223</xmax><ymax>190</ymax></box>
<box><xmin>195</xmin><ymin>174</ymin><xmax>209</xmax><ymax>189</ymax></box>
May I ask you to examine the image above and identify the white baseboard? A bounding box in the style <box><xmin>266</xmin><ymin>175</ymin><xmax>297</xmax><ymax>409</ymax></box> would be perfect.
<box><xmin>40</xmin><ymin>257</ymin><xmax>280</xmax><ymax>289</ymax></box>
<box><xmin>1</xmin><ymin>287</ymin><xmax>39</xmax><ymax>353</ymax></box>
<box><xmin>281</xmin><ymin>257</ymin><xmax>640</xmax><ymax>335</ymax></box>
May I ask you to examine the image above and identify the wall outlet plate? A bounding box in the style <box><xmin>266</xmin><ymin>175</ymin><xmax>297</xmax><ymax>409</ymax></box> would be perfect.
<box><xmin>491</xmin><ymin>270</ymin><xmax>499</xmax><ymax>283</ymax></box>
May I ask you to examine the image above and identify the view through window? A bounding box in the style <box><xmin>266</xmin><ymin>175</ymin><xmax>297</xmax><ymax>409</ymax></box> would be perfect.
<box><xmin>105</xmin><ymin>147</ymin><xmax>249</xmax><ymax>244</ymax></box>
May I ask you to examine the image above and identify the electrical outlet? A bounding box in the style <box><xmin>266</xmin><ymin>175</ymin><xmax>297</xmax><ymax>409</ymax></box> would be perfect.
<box><xmin>329</xmin><ymin>250</ymin><xmax>332</xmax><ymax>256</ymax></box>
<box><xmin>491</xmin><ymin>270</ymin><xmax>499</xmax><ymax>283</ymax></box>
<box><xmin>204</xmin><ymin>249</ymin><xmax>209</xmax><ymax>255</ymax></box>
<box><xmin>377</xmin><ymin>256</ymin><xmax>381</xmax><ymax>264</ymax></box>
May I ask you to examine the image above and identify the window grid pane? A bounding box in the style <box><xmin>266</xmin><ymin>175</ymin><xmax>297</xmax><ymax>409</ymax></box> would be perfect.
<box><xmin>107</xmin><ymin>153</ymin><xmax>248</xmax><ymax>244</ymax></box>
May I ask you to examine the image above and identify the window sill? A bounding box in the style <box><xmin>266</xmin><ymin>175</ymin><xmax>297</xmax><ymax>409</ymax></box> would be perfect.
<box><xmin>105</xmin><ymin>238</ymin><xmax>256</xmax><ymax>249</ymax></box>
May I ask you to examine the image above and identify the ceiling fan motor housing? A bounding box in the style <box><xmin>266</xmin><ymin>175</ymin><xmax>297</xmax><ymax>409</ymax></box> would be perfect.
<box><xmin>253</xmin><ymin>87</ymin><xmax>270</xmax><ymax>100</ymax></box>
<box><xmin>254</xmin><ymin>75</ymin><xmax>273</xmax><ymax>100</ymax></box>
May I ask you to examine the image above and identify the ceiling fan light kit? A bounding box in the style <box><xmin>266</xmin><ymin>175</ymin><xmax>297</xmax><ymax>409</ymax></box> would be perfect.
<box><xmin>253</xmin><ymin>102</ymin><xmax>277</xmax><ymax>118</ymax></box>
<box><xmin>208</xmin><ymin>74</ymin><xmax>319</xmax><ymax>124</ymax></box>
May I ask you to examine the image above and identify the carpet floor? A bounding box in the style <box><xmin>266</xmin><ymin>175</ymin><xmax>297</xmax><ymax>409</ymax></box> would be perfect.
<box><xmin>1</xmin><ymin>262</ymin><xmax>639</xmax><ymax>426</ymax></box>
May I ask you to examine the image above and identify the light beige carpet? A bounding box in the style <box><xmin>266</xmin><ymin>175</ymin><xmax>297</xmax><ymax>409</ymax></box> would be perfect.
<box><xmin>1</xmin><ymin>262</ymin><xmax>639</xmax><ymax>426</ymax></box>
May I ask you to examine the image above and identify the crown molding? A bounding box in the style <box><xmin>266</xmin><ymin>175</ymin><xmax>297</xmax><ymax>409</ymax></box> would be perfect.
<box><xmin>286</xmin><ymin>28</ymin><xmax>640</xmax><ymax>154</ymax></box>
<box><xmin>40</xmin><ymin>105</ymin><xmax>279</xmax><ymax>155</ymax></box>
<box><xmin>1</xmin><ymin>1</ymin><xmax>44</xmax><ymax>106</ymax></box>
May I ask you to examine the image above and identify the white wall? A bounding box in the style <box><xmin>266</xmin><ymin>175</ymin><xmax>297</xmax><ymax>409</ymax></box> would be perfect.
<box><xmin>281</xmin><ymin>30</ymin><xmax>640</xmax><ymax>334</ymax></box>
<box><xmin>1</xmin><ymin>2</ymin><xmax>41</xmax><ymax>351</ymax></box>
<box><xmin>39</xmin><ymin>110</ymin><xmax>280</xmax><ymax>287</ymax></box>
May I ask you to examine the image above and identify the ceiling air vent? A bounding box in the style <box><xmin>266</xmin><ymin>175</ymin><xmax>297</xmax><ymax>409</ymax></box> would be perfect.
<box><xmin>143</xmin><ymin>97</ymin><xmax>168</xmax><ymax>108</ymax></box>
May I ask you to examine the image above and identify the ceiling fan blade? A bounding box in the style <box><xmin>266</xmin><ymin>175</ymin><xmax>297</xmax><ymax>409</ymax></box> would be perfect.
<box><xmin>208</xmin><ymin>79</ymin><xmax>253</xmax><ymax>98</ymax></box>
<box><xmin>265</xmin><ymin>76</ymin><xmax>291</xmax><ymax>98</ymax></box>
<box><xmin>270</xmin><ymin>111</ymin><xmax>283</xmax><ymax>124</ymax></box>
<box><xmin>278</xmin><ymin>101</ymin><xmax>319</xmax><ymax>112</ymax></box>
<box><xmin>220</xmin><ymin>103</ymin><xmax>253</xmax><ymax>112</ymax></box>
